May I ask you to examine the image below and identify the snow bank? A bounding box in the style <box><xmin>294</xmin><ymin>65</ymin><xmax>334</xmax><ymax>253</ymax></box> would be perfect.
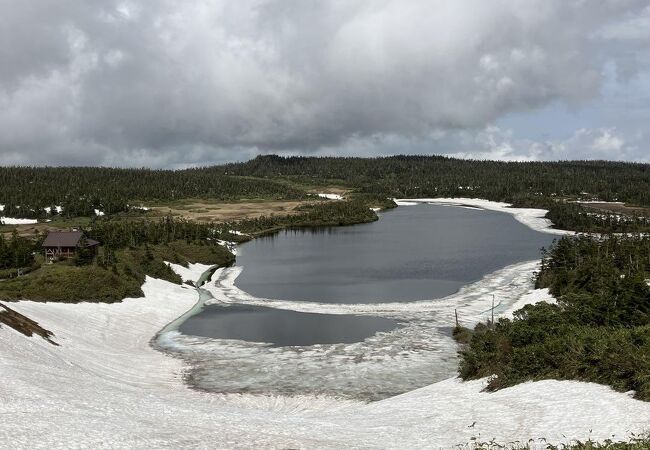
<box><xmin>1</xmin><ymin>271</ymin><xmax>649</xmax><ymax>448</ymax></box>
<box><xmin>165</xmin><ymin>261</ymin><xmax>213</xmax><ymax>284</ymax></box>
<box><xmin>317</xmin><ymin>193</ymin><xmax>343</xmax><ymax>200</ymax></box>
<box><xmin>216</xmin><ymin>239</ymin><xmax>238</xmax><ymax>255</ymax></box>
<box><xmin>0</xmin><ymin>217</ymin><xmax>38</xmax><ymax>225</ymax></box>
<box><xmin>501</xmin><ymin>287</ymin><xmax>556</xmax><ymax>319</ymax></box>
<box><xmin>394</xmin><ymin>198</ymin><xmax>574</xmax><ymax>236</ymax></box>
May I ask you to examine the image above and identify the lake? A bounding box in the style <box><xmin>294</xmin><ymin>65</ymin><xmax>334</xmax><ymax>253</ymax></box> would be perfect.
<box><xmin>234</xmin><ymin>203</ymin><xmax>553</xmax><ymax>303</ymax></box>
<box><xmin>180</xmin><ymin>204</ymin><xmax>554</xmax><ymax>347</ymax></box>
<box><xmin>164</xmin><ymin>203</ymin><xmax>556</xmax><ymax>400</ymax></box>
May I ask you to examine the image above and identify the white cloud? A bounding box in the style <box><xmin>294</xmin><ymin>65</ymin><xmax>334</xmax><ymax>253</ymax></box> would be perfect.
<box><xmin>434</xmin><ymin>127</ymin><xmax>644</xmax><ymax>162</ymax></box>
<box><xmin>0</xmin><ymin>1</ymin><xmax>648</xmax><ymax>166</ymax></box>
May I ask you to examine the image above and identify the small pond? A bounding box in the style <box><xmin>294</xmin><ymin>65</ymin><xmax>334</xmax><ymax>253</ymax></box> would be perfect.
<box><xmin>179</xmin><ymin>304</ymin><xmax>399</xmax><ymax>347</ymax></box>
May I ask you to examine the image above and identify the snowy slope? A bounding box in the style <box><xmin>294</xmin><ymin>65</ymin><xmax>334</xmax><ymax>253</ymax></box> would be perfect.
<box><xmin>2</xmin><ymin>275</ymin><xmax>649</xmax><ymax>449</ymax></box>
<box><xmin>1</xmin><ymin>199</ymin><xmax>649</xmax><ymax>448</ymax></box>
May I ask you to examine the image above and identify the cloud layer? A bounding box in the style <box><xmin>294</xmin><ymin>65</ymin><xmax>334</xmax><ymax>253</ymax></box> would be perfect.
<box><xmin>0</xmin><ymin>1</ymin><xmax>648</xmax><ymax>166</ymax></box>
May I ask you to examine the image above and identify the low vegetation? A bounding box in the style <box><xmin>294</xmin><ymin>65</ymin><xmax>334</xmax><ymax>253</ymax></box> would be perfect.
<box><xmin>461</xmin><ymin>435</ymin><xmax>650</xmax><ymax>449</ymax></box>
<box><xmin>456</xmin><ymin>234</ymin><xmax>650</xmax><ymax>401</ymax></box>
<box><xmin>0</xmin><ymin>239</ymin><xmax>235</xmax><ymax>303</ymax></box>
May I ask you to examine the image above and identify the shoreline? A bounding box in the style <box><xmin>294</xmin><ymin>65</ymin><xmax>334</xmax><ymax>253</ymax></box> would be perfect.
<box><xmin>394</xmin><ymin>197</ymin><xmax>574</xmax><ymax>236</ymax></box>
<box><xmin>1</xmin><ymin>198</ymin><xmax>649</xmax><ymax>448</ymax></box>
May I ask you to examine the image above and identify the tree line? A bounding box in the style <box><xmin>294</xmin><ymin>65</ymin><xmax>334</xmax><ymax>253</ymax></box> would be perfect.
<box><xmin>2</xmin><ymin>156</ymin><xmax>648</xmax><ymax>222</ymax></box>
<box><xmin>224</xmin><ymin>155</ymin><xmax>650</xmax><ymax>205</ymax></box>
<box><xmin>0</xmin><ymin>166</ymin><xmax>305</xmax><ymax>218</ymax></box>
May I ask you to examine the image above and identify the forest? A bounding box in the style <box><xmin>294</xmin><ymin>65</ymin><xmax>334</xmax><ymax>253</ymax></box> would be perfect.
<box><xmin>224</xmin><ymin>155</ymin><xmax>650</xmax><ymax>205</ymax></box>
<box><xmin>456</xmin><ymin>234</ymin><xmax>650</xmax><ymax>400</ymax></box>
<box><xmin>1</xmin><ymin>156</ymin><xmax>649</xmax><ymax>231</ymax></box>
<box><xmin>0</xmin><ymin>165</ymin><xmax>304</xmax><ymax>218</ymax></box>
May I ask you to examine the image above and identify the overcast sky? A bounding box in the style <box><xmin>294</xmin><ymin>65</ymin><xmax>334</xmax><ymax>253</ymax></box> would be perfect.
<box><xmin>1</xmin><ymin>1</ymin><xmax>648</xmax><ymax>167</ymax></box>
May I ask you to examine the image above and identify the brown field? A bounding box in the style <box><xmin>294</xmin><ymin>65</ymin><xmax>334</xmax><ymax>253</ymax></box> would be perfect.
<box><xmin>1</xmin><ymin>222</ymin><xmax>77</xmax><ymax>239</ymax></box>
<box><xmin>148</xmin><ymin>200</ymin><xmax>312</xmax><ymax>222</ymax></box>
<box><xmin>1</xmin><ymin>196</ymin><xmax>346</xmax><ymax>237</ymax></box>
<box><xmin>580</xmin><ymin>202</ymin><xmax>650</xmax><ymax>216</ymax></box>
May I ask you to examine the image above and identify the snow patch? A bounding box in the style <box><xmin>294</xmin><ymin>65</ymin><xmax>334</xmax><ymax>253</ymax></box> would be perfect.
<box><xmin>317</xmin><ymin>193</ymin><xmax>343</xmax><ymax>200</ymax></box>
<box><xmin>0</xmin><ymin>217</ymin><xmax>38</xmax><ymax>225</ymax></box>
<box><xmin>216</xmin><ymin>239</ymin><xmax>238</xmax><ymax>255</ymax></box>
<box><xmin>501</xmin><ymin>288</ymin><xmax>556</xmax><ymax>319</ymax></box>
<box><xmin>165</xmin><ymin>261</ymin><xmax>214</xmax><ymax>284</ymax></box>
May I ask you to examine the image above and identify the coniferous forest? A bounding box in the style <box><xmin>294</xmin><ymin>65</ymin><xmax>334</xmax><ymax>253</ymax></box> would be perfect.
<box><xmin>2</xmin><ymin>156</ymin><xmax>648</xmax><ymax>232</ymax></box>
<box><xmin>457</xmin><ymin>234</ymin><xmax>650</xmax><ymax>400</ymax></box>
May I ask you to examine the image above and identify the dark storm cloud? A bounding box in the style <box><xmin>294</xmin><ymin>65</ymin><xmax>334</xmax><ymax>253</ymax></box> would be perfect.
<box><xmin>0</xmin><ymin>0</ymin><xmax>648</xmax><ymax>166</ymax></box>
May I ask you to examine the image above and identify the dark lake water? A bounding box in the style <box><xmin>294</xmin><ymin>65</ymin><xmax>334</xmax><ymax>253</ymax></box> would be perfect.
<box><xmin>234</xmin><ymin>204</ymin><xmax>555</xmax><ymax>303</ymax></box>
<box><xmin>179</xmin><ymin>304</ymin><xmax>399</xmax><ymax>346</ymax></box>
<box><xmin>178</xmin><ymin>204</ymin><xmax>555</xmax><ymax>348</ymax></box>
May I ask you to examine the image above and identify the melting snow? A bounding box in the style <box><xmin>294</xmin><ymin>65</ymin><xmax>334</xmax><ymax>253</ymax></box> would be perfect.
<box><xmin>0</xmin><ymin>217</ymin><xmax>38</xmax><ymax>225</ymax></box>
<box><xmin>165</xmin><ymin>261</ymin><xmax>213</xmax><ymax>284</ymax></box>
<box><xmin>394</xmin><ymin>198</ymin><xmax>574</xmax><ymax>236</ymax></box>
<box><xmin>317</xmin><ymin>193</ymin><xmax>344</xmax><ymax>200</ymax></box>
<box><xmin>1</xmin><ymin>273</ymin><xmax>649</xmax><ymax>448</ymax></box>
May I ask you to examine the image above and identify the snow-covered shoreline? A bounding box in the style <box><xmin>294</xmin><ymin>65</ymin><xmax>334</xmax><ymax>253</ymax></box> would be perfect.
<box><xmin>394</xmin><ymin>198</ymin><xmax>574</xmax><ymax>236</ymax></box>
<box><xmin>2</xmin><ymin>199</ymin><xmax>649</xmax><ymax>448</ymax></box>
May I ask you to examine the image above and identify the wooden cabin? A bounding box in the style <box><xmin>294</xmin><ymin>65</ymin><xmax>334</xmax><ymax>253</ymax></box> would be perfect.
<box><xmin>42</xmin><ymin>231</ymin><xmax>99</xmax><ymax>260</ymax></box>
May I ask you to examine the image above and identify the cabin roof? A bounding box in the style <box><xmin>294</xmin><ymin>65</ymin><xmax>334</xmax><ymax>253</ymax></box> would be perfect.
<box><xmin>42</xmin><ymin>231</ymin><xmax>99</xmax><ymax>248</ymax></box>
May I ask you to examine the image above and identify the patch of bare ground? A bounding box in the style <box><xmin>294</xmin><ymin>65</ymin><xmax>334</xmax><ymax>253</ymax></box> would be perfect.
<box><xmin>0</xmin><ymin>302</ymin><xmax>58</xmax><ymax>345</ymax></box>
<box><xmin>148</xmin><ymin>200</ymin><xmax>312</xmax><ymax>222</ymax></box>
<box><xmin>581</xmin><ymin>202</ymin><xmax>650</xmax><ymax>216</ymax></box>
<box><xmin>306</xmin><ymin>186</ymin><xmax>350</xmax><ymax>195</ymax></box>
